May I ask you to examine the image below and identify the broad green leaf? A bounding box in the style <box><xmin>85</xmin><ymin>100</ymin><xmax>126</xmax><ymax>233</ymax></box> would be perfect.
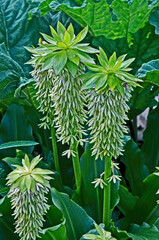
<box><xmin>118</xmin><ymin>185</ymin><xmax>138</xmax><ymax>217</ymax></box>
<box><xmin>0</xmin><ymin>44</ymin><xmax>24</xmax><ymax>100</ymax></box>
<box><xmin>0</xmin><ymin>104</ymin><xmax>34</xmax><ymax>158</ymax></box>
<box><xmin>0</xmin><ymin>141</ymin><xmax>38</xmax><ymax>150</ymax></box>
<box><xmin>40</xmin><ymin>222</ymin><xmax>68</xmax><ymax>240</ymax></box>
<box><xmin>123</xmin><ymin>173</ymin><xmax>159</xmax><ymax>225</ymax></box>
<box><xmin>138</xmin><ymin>59</ymin><xmax>159</xmax><ymax>87</ymax></box>
<box><xmin>51</xmin><ymin>188</ymin><xmax>94</xmax><ymax>240</ymax></box>
<box><xmin>141</xmin><ymin>106</ymin><xmax>159</xmax><ymax>172</ymax></box>
<box><xmin>122</xmin><ymin>139</ymin><xmax>149</xmax><ymax>196</ymax></box>
<box><xmin>149</xmin><ymin>7</ymin><xmax>159</xmax><ymax>35</ymax></box>
<box><xmin>46</xmin><ymin>0</ymin><xmax>155</xmax><ymax>41</ymax></box>
<box><xmin>128</xmin><ymin>223</ymin><xmax>159</xmax><ymax>240</ymax></box>
<box><xmin>53</xmin><ymin>51</ymin><xmax>67</xmax><ymax>74</ymax></box>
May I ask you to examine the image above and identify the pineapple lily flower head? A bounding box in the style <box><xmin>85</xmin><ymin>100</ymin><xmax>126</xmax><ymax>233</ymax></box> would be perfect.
<box><xmin>81</xmin><ymin>47</ymin><xmax>142</xmax><ymax>95</ymax></box>
<box><xmin>6</xmin><ymin>154</ymin><xmax>54</xmax><ymax>192</ymax></box>
<box><xmin>6</xmin><ymin>154</ymin><xmax>54</xmax><ymax>240</ymax></box>
<box><xmin>25</xmin><ymin>21</ymin><xmax>99</xmax><ymax>76</ymax></box>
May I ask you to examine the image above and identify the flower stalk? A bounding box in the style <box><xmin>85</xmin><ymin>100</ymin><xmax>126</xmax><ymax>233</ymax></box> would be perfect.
<box><xmin>103</xmin><ymin>155</ymin><xmax>112</xmax><ymax>230</ymax></box>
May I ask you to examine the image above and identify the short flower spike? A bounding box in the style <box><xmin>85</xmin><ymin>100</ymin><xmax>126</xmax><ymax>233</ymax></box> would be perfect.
<box><xmin>6</xmin><ymin>154</ymin><xmax>54</xmax><ymax>240</ymax></box>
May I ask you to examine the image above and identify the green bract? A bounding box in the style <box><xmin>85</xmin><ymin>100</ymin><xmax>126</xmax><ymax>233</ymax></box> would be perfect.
<box><xmin>7</xmin><ymin>154</ymin><xmax>54</xmax><ymax>240</ymax></box>
<box><xmin>25</xmin><ymin>21</ymin><xmax>99</xmax><ymax>75</ymax></box>
<box><xmin>82</xmin><ymin>47</ymin><xmax>142</xmax><ymax>95</ymax></box>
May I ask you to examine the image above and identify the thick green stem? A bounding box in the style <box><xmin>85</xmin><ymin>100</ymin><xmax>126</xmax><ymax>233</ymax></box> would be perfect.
<box><xmin>103</xmin><ymin>155</ymin><xmax>112</xmax><ymax>230</ymax></box>
<box><xmin>94</xmin><ymin>160</ymin><xmax>101</xmax><ymax>223</ymax></box>
<box><xmin>71</xmin><ymin>142</ymin><xmax>81</xmax><ymax>189</ymax></box>
<box><xmin>51</xmin><ymin>126</ymin><xmax>60</xmax><ymax>174</ymax></box>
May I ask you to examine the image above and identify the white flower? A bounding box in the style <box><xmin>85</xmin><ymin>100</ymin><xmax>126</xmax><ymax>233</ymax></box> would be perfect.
<box><xmin>108</xmin><ymin>174</ymin><xmax>121</xmax><ymax>184</ymax></box>
<box><xmin>92</xmin><ymin>178</ymin><xmax>107</xmax><ymax>189</ymax></box>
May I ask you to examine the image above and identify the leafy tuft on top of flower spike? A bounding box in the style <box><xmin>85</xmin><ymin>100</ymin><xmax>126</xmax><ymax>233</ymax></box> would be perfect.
<box><xmin>81</xmin><ymin>48</ymin><xmax>143</xmax><ymax>95</ymax></box>
<box><xmin>25</xmin><ymin>21</ymin><xmax>99</xmax><ymax>76</ymax></box>
<box><xmin>6</xmin><ymin>154</ymin><xmax>54</xmax><ymax>192</ymax></box>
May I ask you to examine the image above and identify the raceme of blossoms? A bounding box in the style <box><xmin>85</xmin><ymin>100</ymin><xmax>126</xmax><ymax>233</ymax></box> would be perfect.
<box><xmin>82</xmin><ymin>48</ymin><xmax>142</xmax><ymax>160</ymax></box>
<box><xmin>6</xmin><ymin>154</ymin><xmax>54</xmax><ymax>240</ymax></box>
<box><xmin>26</xmin><ymin>21</ymin><xmax>99</xmax><ymax>157</ymax></box>
<box><xmin>31</xmin><ymin>66</ymin><xmax>55</xmax><ymax>129</ymax></box>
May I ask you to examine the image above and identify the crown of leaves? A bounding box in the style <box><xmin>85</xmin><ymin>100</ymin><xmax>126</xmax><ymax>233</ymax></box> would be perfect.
<box><xmin>6</xmin><ymin>154</ymin><xmax>54</xmax><ymax>192</ymax></box>
<box><xmin>25</xmin><ymin>21</ymin><xmax>99</xmax><ymax>77</ymax></box>
<box><xmin>81</xmin><ymin>47</ymin><xmax>142</xmax><ymax>96</ymax></box>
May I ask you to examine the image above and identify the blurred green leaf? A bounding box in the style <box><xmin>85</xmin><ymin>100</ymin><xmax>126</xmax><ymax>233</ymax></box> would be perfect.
<box><xmin>0</xmin><ymin>141</ymin><xmax>38</xmax><ymax>150</ymax></box>
<box><xmin>128</xmin><ymin>222</ymin><xmax>159</xmax><ymax>240</ymax></box>
<box><xmin>122</xmin><ymin>139</ymin><xmax>149</xmax><ymax>196</ymax></box>
<box><xmin>149</xmin><ymin>7</ymin><xmax>159</xmax><ymax>35</ymax></box>
<box><xmin>141</xmin><ymin>106</ymin><xmax>159</xmax><ymax>172</ymax></box>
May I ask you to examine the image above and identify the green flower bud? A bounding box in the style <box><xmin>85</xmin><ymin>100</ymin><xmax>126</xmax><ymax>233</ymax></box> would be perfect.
<box><xmin>6</xmin><ymin>154</ymin><xmax>54</xmax><ymax>240</ymax></box>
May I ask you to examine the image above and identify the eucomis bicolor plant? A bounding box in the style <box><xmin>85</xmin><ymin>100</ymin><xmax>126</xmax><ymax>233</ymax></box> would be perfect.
<box><xmin>6</xmin><ymin>155</ymin><xmax>54</xmax><ymax>240</ymax></box>
<box><xmin>26</xmin><ymin>22</ymin><xmax>99</xmax><ymax>158</ymax></box>
<box><xmin>81</xmin><ymin>47</ymin><xmax>142</xmax><ymax>160</ymax></box>
<box><xmin>81</xmin><ymin>47</ymin><xmax>142</xmax><ymax>228</ymax></box>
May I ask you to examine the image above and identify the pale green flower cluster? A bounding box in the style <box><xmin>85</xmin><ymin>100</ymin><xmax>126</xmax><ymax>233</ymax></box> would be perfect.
<box><xmin>51</xmin><ymin>66</ymin><xmax>87</xmax><ymax>156</ymax></box>
<box><xmin>6</xmin><ymin>155</ymin><xmax>54</xmax><ymax>240</ymax></box>
<box><xmin>87</xmin><ymin>85</ymin><xmax>133</xmax><ymax>159</ymax></box>
<box><xmin>31</xmin><ymin>67</ymin><xmax>55</xmax><ymax>129</ymax></box>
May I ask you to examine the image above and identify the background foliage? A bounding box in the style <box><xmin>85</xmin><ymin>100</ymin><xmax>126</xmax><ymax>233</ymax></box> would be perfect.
<box><xmin>0</xmin><ymin>0</ymin><xmax>159</xmax><ymax>239</ymax></box>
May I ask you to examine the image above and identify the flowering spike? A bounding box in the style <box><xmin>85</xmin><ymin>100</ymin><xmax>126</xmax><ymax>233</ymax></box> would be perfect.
<box><xmin>7</xmin><ymin>154</ymin><xmax>54</xmax><ymax>240</ymax></box>
<box><xmin>82</xmin><ymin>50</ymin><xmax>142</xmax><ymax>160</ymax></box>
